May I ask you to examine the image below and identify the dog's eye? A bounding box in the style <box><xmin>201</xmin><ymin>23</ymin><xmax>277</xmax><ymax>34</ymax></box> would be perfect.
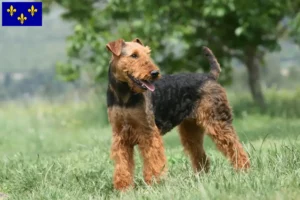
<box><xmin>131</xmin><ymin>53</ymin><xmax>138</xmax><ymax>58</ymax></box>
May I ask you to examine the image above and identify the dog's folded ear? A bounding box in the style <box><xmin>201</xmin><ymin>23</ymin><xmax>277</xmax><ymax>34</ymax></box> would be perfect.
<box><xmin>106</xmin><ymin>39</ymin><xmax>125</xmax><ymax>56</ymax></box>
<box><xmin>132</xmin><ymin>38</ymin><xmax>144</xmax><ymax>46</ymax></box>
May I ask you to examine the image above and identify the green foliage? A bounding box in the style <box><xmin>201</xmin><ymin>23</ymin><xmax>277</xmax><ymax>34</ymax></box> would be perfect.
<box><xmin>289</xmin><ymin>11</ymin><xmax>300</xmax><ymax>44</ymax></box>
<box><xmin>43</xmin><ymin>0</ymin><xmax>300</xmax><ymax>85</ymax></box>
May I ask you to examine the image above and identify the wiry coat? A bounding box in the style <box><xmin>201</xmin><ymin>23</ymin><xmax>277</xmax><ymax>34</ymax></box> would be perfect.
<box><xmin>105</xmin><ymin>38</ymin><xmax>250</xmax><ymax>191</ymax></box>
<box><xmin>152</xmin><ymin>73</ymin><xmax>215</xmax><ymax>134</ymax></box>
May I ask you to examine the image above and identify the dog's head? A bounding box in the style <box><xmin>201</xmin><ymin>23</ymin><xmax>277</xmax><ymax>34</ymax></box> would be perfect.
<box><xmin>106</xmin><ymin>38</ymin><xmax>160</xmax><ymax>93</ymax></box>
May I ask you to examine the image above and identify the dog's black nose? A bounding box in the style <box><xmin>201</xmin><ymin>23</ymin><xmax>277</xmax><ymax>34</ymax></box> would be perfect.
<box><xmin>150</xmin><ymin>70</ymin><xmax>160</xmax><ymax>78</ymax></box>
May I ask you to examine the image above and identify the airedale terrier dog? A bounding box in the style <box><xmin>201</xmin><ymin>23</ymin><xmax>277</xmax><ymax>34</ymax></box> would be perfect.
<box><xmin>106</xmin><ymin>38</ymin><xmax>250</xmax><ymax>191</ymax></box>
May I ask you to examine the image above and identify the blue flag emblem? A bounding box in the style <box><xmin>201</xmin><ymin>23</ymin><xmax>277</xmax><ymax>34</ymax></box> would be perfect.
<box><xmin>2</xmin><ymin>2</ymin><xmax>42</xmax><ymax>26</ymax></box>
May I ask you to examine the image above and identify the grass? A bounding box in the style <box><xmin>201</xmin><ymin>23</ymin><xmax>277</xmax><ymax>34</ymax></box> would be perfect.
<box><xmin>1</xmin><ymin>98</ymin><xmax>300</xmax><ymax>200</ymax></box>
<box><xmin>228</xmin><ymin>88</ymin><xmax>300</xmax><ymax>118</ymax></box>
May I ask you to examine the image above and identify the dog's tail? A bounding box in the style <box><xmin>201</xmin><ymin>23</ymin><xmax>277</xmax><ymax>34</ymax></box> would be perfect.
<box><xmin>202</xmin><ymin>46</ymin><xmax>221</xmax><ymax>80</ymax></box>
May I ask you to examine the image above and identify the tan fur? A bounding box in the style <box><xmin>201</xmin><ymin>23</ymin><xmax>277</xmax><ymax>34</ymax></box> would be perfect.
<box><xmin>108</xmin><ymin>39</ymin><xmax>159</xmax><ymax>93</ymax></box>
<box><xmin>178</xmin><ymin>119</ymin><xmax>210</xmax><ymax>173</ymax></box>
<box><xmin>106</xmin><ymin>39</ymin><xmax>250</xmax><ymax>191</ymax></box>
<box><xmin>108</xmin><ymin>105</ymin><xmax>166</xmax><ymax>190</ymax></box>
<box><xmin>107</xmin><ymin>38</ymin><xmax>165</xmax><ymax>190</ymax></box>
<box><xmin>202</xmin><ymin>46</ymin><xmax>221</xmax><ymax>79</ymax></box>
<box><xmin>195</xmin><ymin>81</ymin><xmax>250</xmax><ymax>169</ymax></box>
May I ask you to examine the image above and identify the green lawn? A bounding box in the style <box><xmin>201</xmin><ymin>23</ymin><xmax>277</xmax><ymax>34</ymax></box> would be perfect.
<box><xmin>0</xmin><ymin>102</ymin><xmax>300</xmax><ymax>200</ymax></box>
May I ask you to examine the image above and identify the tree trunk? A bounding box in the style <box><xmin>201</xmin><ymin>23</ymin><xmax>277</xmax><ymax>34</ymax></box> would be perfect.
<box><xmin>244</xmin><ymin>49</ymin><xmax>266</xmax><ymax>112</ymax></box>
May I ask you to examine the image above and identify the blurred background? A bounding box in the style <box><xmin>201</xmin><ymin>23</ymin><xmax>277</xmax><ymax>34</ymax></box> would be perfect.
<box><xmin>0</xmin><ymin>0</ymin><xmax>300</xmax><ymax>150</ymax></box>
<box><xmin>0</xmin><ymin>0</ymin><xmax>300</xmax><ymax>198</ymax></box>
<box><xmin>1</xmin><ymin>0</ymin><xmax>300</xmax><ymax>120</ymax></box>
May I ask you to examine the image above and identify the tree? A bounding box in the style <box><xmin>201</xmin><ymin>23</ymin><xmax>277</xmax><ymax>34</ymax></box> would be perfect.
<box><xmin>43</xmin><ymin>0</ymin><xmax>300</xmax><ymax>110</ymax></box>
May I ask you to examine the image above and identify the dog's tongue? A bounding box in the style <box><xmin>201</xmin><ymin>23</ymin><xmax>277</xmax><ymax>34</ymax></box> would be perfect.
<box><xmin>141</xmin><ymin>80</ymin><xmax>155</xmax><ymax>92</ymax></box>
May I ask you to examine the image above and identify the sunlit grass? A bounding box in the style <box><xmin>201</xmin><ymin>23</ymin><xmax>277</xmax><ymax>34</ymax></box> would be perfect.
<box><xmin>0</xmin><ymin>92</ymin><xmax>300</xmax><ymax>199</ymax></box>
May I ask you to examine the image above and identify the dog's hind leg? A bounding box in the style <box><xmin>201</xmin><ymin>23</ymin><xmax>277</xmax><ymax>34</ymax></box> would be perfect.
<box><xmin>178</xmin><ymin>119</ymin><xmax>210</xmax><ymax>173</ymax></box>
<box><xmin>195</xmin><ymin>82</ymin><xmax>250</xmax><ymax>170</ymax></box>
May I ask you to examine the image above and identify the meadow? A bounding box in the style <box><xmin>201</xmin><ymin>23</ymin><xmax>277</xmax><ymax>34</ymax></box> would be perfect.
<box><xmin>0</xmin><ymin>90</ymin><xmax>300</xmax><ymax>200</ymax></box>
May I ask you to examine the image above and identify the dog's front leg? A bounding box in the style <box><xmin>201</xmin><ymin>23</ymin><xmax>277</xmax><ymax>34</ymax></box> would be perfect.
<box><xmin>138</xmin><ymin>130</ymin><xmax>167</xmax><ymax>185</ymax></box>
<box><xmin>110</xmin><ymin>133</ymin><xmax>134</xmax><ymax>191</ymax></box>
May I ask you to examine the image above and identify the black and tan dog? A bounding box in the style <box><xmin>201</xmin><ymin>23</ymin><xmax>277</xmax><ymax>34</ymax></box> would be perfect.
<box><xmin>106</xmin><ymin>38</ymin><xmax>250</xmax><ymax>191</ymax></box>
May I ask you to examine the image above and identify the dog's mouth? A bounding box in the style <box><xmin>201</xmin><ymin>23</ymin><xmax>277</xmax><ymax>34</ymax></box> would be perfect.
<box><xmin>128</xmin><ymin>74</ymin><xmax>155</xmax><ymax>92</ymax></box>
